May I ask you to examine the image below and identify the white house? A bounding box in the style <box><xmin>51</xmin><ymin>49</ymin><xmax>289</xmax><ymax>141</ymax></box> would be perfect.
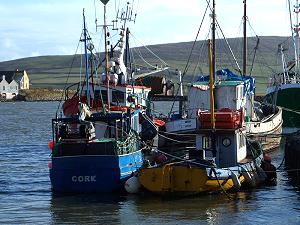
<box><xmin>0</xmin><ymin>75</ymin><xmax>19</xmax><ymax>99</ymax></box>
<box><xmin>0</xmin><ymin>70</ymin><xmax>30</xmax><ymax>100</ymax></box>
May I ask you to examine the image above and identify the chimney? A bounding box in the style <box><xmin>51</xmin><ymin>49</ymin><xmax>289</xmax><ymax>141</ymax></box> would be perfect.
<box><xmin>2</xmin><ymin>75</ymin><xmax>5</xmax><ymax>81</ymax></box>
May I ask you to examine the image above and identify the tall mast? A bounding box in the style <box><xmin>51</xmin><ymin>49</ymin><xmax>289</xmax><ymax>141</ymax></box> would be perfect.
<box><xmin>83</xmin><ymin>9</ymin><xmax>90</xmax><ymax>107</ymax></box>
<box><xmin>243</xmin><ymin>0</ymin><xmax>247</xmax><ymax>76</ymax></box>
<box><xmin>295</xmin><ymin>0</ymin><xmax>300</xmax><ymax>75</ymax></box>
<box><xmin>212</xmin><ymin>0</ymin><xmax>216</xmax><ymax>80</ymax></box>
<box><xmin>209</xmin><ymin>0</ymin><xmax>216</xmax><ymax>129</ymax></box>
<box><xmin>208</xmin><ymin>39</ymin><xmax>215</xmax><ymax>129</ymax></box>
<box><xmin>101</xmin><ymin>0</ymin><xmax>110</xmax><ymax>111</ymax></box>
<box><xmin>117</xmin><ymin>1</ymin><xmax>135</xmax><ymax>84</ymax></box>
<box><xmin>124</xmin><ymin>28</ymin><xmax>130</xmax><ymax>68</ymax></box>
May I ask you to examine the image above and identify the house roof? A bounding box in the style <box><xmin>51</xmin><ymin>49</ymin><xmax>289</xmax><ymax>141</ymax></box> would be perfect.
<box><xmin>0</xmin><ymin>70</ymin><xmax>25</xmax><ymax>83</ymax></box>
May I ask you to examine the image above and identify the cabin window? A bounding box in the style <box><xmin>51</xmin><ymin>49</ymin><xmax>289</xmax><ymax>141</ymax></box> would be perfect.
<box><xmin>3</xmin><ymin>86</ymin><xmax>5</xmax><ymax>91</ymax></box>
<box><xmin>236</xmin><ymin>86</ymin><xmax>240</xmax><ymax>99</ymax></box>
<box><xmin>131</xmin><ymin>113</ymin><xmax>140</xmax><ymax>132</ymax></box>
<box><xmin>202</xmin><ymin>136</ymin><xmax>212</xmax><ymax>149</ymax></box>
<box><xmin>94</xmin><ymin>90</ymin><xmax>108</xmax><ymax>103</ymax></box>
<box><xmin>112</xmin><ymin>90</ymin><xmax>125</xmax><ymax>103</ymax></box>
<box><xmin>239</xmin><ymin>134</ymin><xmax>246</xmax><ymax>148</ymax></box>
<box><xmin>240</xmin><ymin>86</ymin><xmax>244</xmax><ymax>98</ymax></box>
<box><xmin>236</xmin><ymin>86</ymin><xmax>244</xmax><ymax>100</ymax></box>
<box><xmin>137</xmin><ymin>93</ymin><xmax>143</xmax><ymax>105</ymax></box>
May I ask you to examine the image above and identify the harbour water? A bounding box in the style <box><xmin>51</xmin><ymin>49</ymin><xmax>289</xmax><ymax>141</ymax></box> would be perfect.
<box><xmin>0</xmin><ymin>101</ymin><xmax>300</xmax><ymax>224</ymax></box>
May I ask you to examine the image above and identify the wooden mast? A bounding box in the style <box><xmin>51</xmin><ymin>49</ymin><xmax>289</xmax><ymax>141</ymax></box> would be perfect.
<box><xmin>243</xmin><ymin>0</ymin><xmax>247</xmax><ymax>76</ymax></box>
<box><xmin>209</xmin><ymin>39</ymin><xmax>215</xmax><ymax>129</ymax></box>
<box><xmin>212</xmin><ymin>0</ymin><xmax>216</xmax><ymax>80</ymax></box>
<box><xmin>210</xmin><ymin>0</ymin><xmax>216</xmax><ymax>129</ymax></box>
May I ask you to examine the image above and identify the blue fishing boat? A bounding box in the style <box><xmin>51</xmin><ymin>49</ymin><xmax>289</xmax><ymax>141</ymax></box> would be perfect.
<box><xmin>48</xmin><ymin>1</ymin><xmax>158</xmax><ymax>193</ymax></box>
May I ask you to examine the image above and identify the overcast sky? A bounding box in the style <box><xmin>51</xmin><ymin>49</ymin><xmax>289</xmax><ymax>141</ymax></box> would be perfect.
<box><xmin>0</xmin><ymin>0</ymin><xmax>292</xmax><ymax>62</ymax></box>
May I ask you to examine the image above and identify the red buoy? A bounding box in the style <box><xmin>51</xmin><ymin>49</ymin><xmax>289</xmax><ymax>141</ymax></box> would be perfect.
<box><xmin>264</xmin><ymin>153</ymin><xmax>271</xmax><ymax>163</ymax></box>
<box><xmin>48</xmin><ymin>141</ymin><xmax>55</xmax><ymax>150</ymax></box>
<box><xmin>153</xmin><ymin>119</ymin><xmax>166</xmax><ymax>127</ymax></box>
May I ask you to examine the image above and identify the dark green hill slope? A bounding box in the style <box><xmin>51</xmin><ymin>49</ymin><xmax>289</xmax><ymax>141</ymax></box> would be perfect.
<box><xmin>0</xmin><ymin>36</ymin><xmax>293</xmax><ymax>94</ymax></box>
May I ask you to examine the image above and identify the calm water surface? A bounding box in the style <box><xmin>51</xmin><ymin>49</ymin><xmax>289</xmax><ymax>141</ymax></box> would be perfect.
<box><xmin>0</xmin><ymin>101</ymin><xmax>299</xmax><ymax>224</ymax></box>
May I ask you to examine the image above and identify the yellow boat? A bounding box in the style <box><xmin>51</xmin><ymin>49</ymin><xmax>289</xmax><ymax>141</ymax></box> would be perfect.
<box><xmin>130</xmin><ymin>9</ymin><xmax>274</xmax><ymax>196</ymax></box>
<box><xmin>136</xmin><ymin>124</ymin><xmax>268</xmax><ymax>196</ymax></box>
<box><xmin>139</xmin><ymin>163</ymin><xmax>246</xmax><ymax>195</ymax></box>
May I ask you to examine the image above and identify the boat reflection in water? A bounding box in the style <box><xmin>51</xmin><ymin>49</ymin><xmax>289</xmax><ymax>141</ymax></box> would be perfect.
<box><xmin>49</xmin><ymin>191</ymin><xmax>253</xmax><ymax>224</ymax></box>
<box><xmin>285</xmin><ymin>134</ymin><xmax>300</xmax><ymax>187</ymax></box>
<box><xmin>50</xmin><ymin>194</ymin><xmax>125</xmax><ymax>224</ymax></box>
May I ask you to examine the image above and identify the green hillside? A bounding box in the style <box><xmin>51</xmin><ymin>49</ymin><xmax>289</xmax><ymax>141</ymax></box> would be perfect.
<box><xmin>0</xmin><ymin>36</ymin><xmax>293</xmax><ymax>94</ymax></box>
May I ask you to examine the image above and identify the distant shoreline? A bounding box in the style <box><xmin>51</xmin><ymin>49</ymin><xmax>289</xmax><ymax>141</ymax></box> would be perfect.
<box><xmin>0</xmin><ymin>88</ymin><xmax>265</xmax><ymax>103</ymax></box>
<box><xmin>0</xmin><ymin>88</ymin><xmax>73</xmax><ymax>102</ymax></box>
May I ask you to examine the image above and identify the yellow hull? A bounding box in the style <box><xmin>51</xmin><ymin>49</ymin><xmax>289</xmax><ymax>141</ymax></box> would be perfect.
<box><xmin>138</xmin><ymin>164</ymin><xmax>245</xmax><ymax>195</ymax></box>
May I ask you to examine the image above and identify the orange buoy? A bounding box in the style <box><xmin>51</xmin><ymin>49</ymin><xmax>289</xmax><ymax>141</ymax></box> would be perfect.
<box><xmin>48</xmin><ymin>141</ymin><xmax>55</xmax><ymax>150</ymax></box>
<box><xmin>153</xmin><ymin>119</ymin><xmax>166</xmax><ymax>127</ymax></box>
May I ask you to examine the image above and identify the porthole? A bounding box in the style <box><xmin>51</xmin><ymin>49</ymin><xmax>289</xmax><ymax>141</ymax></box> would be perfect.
<box><xmin>222</xmin><ymin>138</ymin><xmax>231</xmax><ymax>147</ymax></box>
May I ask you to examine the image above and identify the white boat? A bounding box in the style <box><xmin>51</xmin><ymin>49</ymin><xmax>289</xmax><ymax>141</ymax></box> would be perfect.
<box><xmin>265</xmin><ymin>0</ymin><xmax>300</xmax><ymax>133</ymax></box>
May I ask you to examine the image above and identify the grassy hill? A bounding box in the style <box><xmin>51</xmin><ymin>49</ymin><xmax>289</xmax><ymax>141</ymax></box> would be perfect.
<box><xmin>0</xmin><ymin>36</ymin><xmax>293</xmax><ymax>94</ymax></box>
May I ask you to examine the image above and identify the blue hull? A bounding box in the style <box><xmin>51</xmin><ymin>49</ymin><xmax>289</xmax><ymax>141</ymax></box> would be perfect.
<box><xmin>49</xmin><ymin>150</ymin><xmax>143</xmax><ymax>193</ymax></box>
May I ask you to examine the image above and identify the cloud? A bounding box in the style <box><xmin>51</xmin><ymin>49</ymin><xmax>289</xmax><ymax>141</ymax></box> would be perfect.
<box><xmin>0</xmin><ymin>0</ymin><xmax>295</xmax><ymax>62</ymax></box>
<box><xmin>0</xmin><ymin>0</ymin><xmax>94</xmax><ymax>61</ymax></box>
<box><xmin>3</xmin><ymin>37</ymin><xmax>13</xmax><ymax>48</ymax></box>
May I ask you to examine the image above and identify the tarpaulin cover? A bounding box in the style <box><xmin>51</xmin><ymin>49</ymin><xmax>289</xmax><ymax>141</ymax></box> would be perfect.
<box><xmin>196</xmin><ymin>68</ymin><xmax>255</xmax><ymax>95</ymax></box>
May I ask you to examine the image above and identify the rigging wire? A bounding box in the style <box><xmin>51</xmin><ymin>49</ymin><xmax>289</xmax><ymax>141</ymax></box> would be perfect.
<box><xmin>215</xmin><ymin>29</ymin><xmax>236</xmax><ymax>71</ymax></box>
<box><xmin>215</xmin><ymin>20</ymin><xmax>242</xmax><ymax>74</ymax></box>
<box><xmin>201</xmin><ymin>0</ymin><xmax>241</xmax><ymax>73</ymax></box>
<box><xmin>55</xmin><ymin>37</ymin><xmax>82</xmax><ymax>116</ymax></box>
<box><xmin>168</xmin><ymin>0</ymin><xmax>210</xmax><ymax>116</ymax></box>
<box><xmin>191</xmin><ymin>30</ymin><xmax>211</xmax><ymax>80</ymax></box>
<box><xmin>94</xmin><ymin>0</ymin><xmax>97</xmax><ymax>29</ymax></box>
<box><xmin>249</xmin><ymin>36</ymin><xmax>259</xmax><ymax>76</ymax></box>
<box><xmin>180</xmin><ymin>1</ymin><xmax>210</xmax><ymax>80</ymax></box>
<box><xmin>130</xmin><ymin>33</ymin><xmax>169</xmax><ymax>66</ymax></box>
<box><xmin>287</xmin><ymin>0</ymin><xmax>298</xmax><ymax>66</ymax></box>
<box><xmin>80</xmin><ymin>43</ymin><xmax>84</xmax><ymax>94</ymax></box>
<box><xmin>130</xmin><ymin>44</ymin><xmax>159</xmax><ymax>69</ymax></box>
<box><xmin>170</xmin><ymin>0</ymin><xmax>244</xmax><ymax>117</ymax></box>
